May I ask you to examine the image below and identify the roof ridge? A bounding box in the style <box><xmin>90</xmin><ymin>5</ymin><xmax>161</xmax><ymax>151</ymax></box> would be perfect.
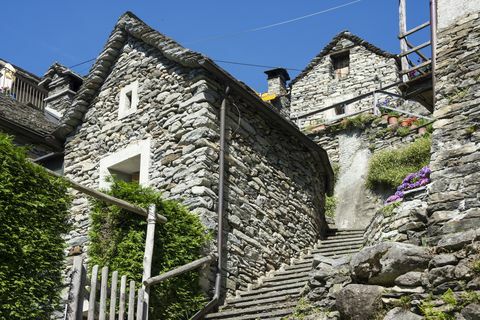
<box><xmin>290</xmin><ymin>30</ymin><xmax>398</xmax><ymax>85</ymax></box>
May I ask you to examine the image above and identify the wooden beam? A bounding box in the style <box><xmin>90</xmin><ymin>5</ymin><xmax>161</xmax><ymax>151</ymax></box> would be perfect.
<box><xmin>399</xmin><ymin>0</ymin><xmax>409</xmax><ymax>82</ymax></box>
<box><xmin>140</xmin><ymin>204</ymin><xmax>156</xmax><ymax>319</ymax></box>
<box><xmin>43</xmin><ymin>168</ymin><xmax>167</xmax><ymax>224</ymax></box>
<box><xmin>399</xmin><ymin>41</ymin><xmax>431</xmax><ymax>57</ymax></box>
<box><xmin>400</xmin><ymin>60</ymin><xmax>432</xmax><ymax>75</ymax></box>
<box><xmin>398</xmin><ymin>21</ymin><xmax>430</xmax><ymax>39</ymax></box>
<box><xmin>144</xmin><ymin>256</ymin><xmax>214</xmax><ymax>287</ymax></box>
<box><xmin>406</xmin><ymin>39</ymin><xmax>429</xmax><ymax>61</ymax></box>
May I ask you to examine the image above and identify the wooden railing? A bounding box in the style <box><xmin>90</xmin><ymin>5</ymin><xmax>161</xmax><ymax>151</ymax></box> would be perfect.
<box><xmin>398</xmin><ymin>0</ymin><xmax>433</xmax><ymax>82</ymax></box>
<box><xmin>8</xmin><ymin>76</ymin><xmax>47</xmax><ymax>110</ymax></box>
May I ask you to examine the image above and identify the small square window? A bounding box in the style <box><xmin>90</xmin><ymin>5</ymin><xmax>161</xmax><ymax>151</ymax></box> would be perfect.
<box><xmin>119</xmin><ymin>80</ymin><xmax>139</xmax><ymax>119</ymax></box>
<box><xmin>107</xmin><ymin>155</ymin><xmax>141</xmax><ymax>184</ymax></box>
<box><xmin>331</xmin><ymin>52</ymin><xmax>350</xmax><ymax>80</ymax></box>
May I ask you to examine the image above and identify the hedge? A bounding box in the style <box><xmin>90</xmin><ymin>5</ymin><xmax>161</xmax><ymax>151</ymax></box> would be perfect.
<box><xmin>89</xmin><ymin>180</ymin><xmax>210</xmax><ymax>320</ymax></box>
<box><xmin>0</xmin><ymin>134</ymin><xmax>71</xmax><ymax>319</ymax></box>
<box><xmin>366</xmin><ymin>136</ymin><xmax>431</xmax><ymax>192</ymax></box>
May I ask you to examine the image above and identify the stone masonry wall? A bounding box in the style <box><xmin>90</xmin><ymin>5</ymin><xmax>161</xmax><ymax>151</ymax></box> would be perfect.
<box><xmin>290</xmin><ymin>39</ymin><xmax>398</xmax><ymax>129</ymax></box>
<box><xmin>426</xmin><ymin>11</ymin><xmax>480</xmax><ymax>245</ymax></box>
<box><xmin>63</xmin><ymin>36</ymin><xmax>219</xmax><ymax>259</ymax></box>
<box><xmin>206</xmin><ymin>80</ymin><xmax>327</xmax><ymax>294</ymax></box>
<box><xmin>63</xmin><ymin>34</ymin><xmax>328</xmax><ymax>297</ymax></box>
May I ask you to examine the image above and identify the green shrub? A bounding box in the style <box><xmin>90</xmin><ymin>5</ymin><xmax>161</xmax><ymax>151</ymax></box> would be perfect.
<box><xmin>325</xmin><ymin>196</ymin><xmax>337</xmax><ymax>218</ymax></box>
<box><xmin>366</xmin><ymin>136</ymin><xmax>431</xmax><ymax>191</ymax></box>
<box><xmin>0</xmin><ymin>134</ymin><xmax>71</xmax><ymax>319</ymax></box>
<box><xmin>396</xmin><ymin>126</ymin><xmax>411</xmax><ymax>137</ymax></box>
<box><xmin>89</xmin><ymin>180</ymin><xmax>210</xmax><ymax>320</ymax></box>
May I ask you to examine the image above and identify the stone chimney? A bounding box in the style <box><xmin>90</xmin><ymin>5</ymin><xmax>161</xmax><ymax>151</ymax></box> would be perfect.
<box><xmin>264</xmin><ymin>68</ymin><xmax>291</xmax><ymax>117</ymax></box>
<box><xmin>38</xmin><ymin>63</ymin><xmax>83</xmax><ymax>119</ymax></box>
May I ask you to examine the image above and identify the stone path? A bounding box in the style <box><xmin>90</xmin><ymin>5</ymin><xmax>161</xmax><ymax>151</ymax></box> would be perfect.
<box><xmin>206</xmin><ymin>229</ymin><xmax>364</xmax><ymax>320</ymax></box>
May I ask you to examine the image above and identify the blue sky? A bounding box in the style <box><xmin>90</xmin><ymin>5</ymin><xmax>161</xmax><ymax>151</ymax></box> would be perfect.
<box><xmin>1</xmin><ymin>0</ymin><xmax>430</xmax><ymax>92</ymax></box>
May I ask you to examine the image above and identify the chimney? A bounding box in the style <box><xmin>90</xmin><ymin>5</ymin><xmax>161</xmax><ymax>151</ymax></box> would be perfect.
<box><xmin>264</xmin><ymin>68</ymin><xmax>291</xmax><ymax>117</ymax></box>
<box><xmin>264</xmin><ymin>68</ymin><xmax>290</xmax><ymax>96</ymax></box>
<box><xmin>39</xmin><ymin>63</ymin><xmax>83</xmax><ymax>119</ymax></box>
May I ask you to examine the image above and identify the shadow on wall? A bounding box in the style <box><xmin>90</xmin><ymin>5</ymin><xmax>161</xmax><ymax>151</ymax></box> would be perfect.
<box><xmin>334</xmin><ymin>130</ymin><xmax>383</xmax><ymax>229</ymax></box>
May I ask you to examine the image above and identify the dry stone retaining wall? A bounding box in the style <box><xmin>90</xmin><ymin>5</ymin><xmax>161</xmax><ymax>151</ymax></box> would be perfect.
<box><xmin>426</xmin><ymin>11</ymin><xmax>480</xmax><ymax>245</ymax></box>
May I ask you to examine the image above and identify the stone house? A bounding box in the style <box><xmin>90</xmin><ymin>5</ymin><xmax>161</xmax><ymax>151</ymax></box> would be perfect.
<box><xmin>289</xmin><ymin>31</ymin><xmax>400</xmax><ymax>128</ymax></box>
<box><xmin>53</xmin><ymin>12</ymin><xmax>333</xmax><ymax>294</ymax></box>
<box><xmin>0</xmin><ymin>59</ymin><xmax>82</xmax><ymax>171</ymax></box>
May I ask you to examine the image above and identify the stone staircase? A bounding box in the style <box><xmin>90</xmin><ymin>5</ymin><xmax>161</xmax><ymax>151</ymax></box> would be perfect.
<box><xmin>205</xmin><ymin>229</ymin><xmax>364</xmax><ymax>320</ymax></box>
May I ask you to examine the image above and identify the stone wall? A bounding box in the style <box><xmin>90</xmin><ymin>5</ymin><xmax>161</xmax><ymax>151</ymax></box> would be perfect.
<box><xmin>63</xmin><ymin>34</ymin><xmax>328</xmax><ymax>297</ymax></box>
<box><xmin>206</xmin><ymin>80</ymin><xmax>327</xmax><ymax>294</ymax></box>
<box><xmin>426</xmin><ymin>10</ymin><xmax>480</xmax><ymax>245</ymax></box>
<box><xmin>290</xmin><ymin>38</ymin><xmax>398</xmax><ymax>129</ymax></box>
<box><xmin>307</xmin><ymin>115</ymin><xmax>428</xmax><ymax>229</ymax></box>
<box><xmin>363</xmin><ymin>188</ymin><xmax>428</xmax><ymax>246</ymax></box>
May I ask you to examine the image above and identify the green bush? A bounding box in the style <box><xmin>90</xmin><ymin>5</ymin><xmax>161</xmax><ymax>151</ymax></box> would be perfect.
<box><xmin>325</xmin><ymin>196</ymin><xmax>337</xmax><ymax>218</ymax></box>
<box><xmin>0</xmin><ymin>134</ymin><xmax>71</xmax><ymax>319</ymax></box>
<box><xmin>366</xmin><ymin>136</ymin><xmax>431</xmax><ymax>191</ymax></box>
<box><xmin>89</xmin><ymin>180</ymin><xmax>210</xmax><ymax>319</ymax></box>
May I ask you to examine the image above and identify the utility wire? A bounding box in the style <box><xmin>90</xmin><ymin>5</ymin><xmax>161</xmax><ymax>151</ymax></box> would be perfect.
<box><xmin>69</xmin><ymin>57</ymin><xmax>302</xmax><ymax>72</ymax></box>
<box><xmin>68</xmin><ymin>0</ymin><xmax>361</xmax><ymax>71</ymax></box>
<box><xmin>186</xmin><ymin>0</ymin><xmax>361</xmax><ymax>44</ymax></box>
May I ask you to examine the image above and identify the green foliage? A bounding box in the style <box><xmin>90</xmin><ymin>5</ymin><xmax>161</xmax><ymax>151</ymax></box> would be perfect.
<box><xmin>394</xmin><ymin>295</ymin><xmax>412</xmax><ymax>310</ymax></box>
<box><xmin>459</xmin><ymin>291</ymin><xmax>480</xmax><ymax>306</ymax></box>
<box><xmin>441</xmin><ymin>289</ymin><xmax>457</xmax><ymax>307</ymax></box>
<box><xmin>471</xmin><ymin>259</ymin><xmax>480</xmax><ymax>274</ymax></box>
<box><xmin>89</xmin><ymin>180</ymin><xmax>210</xmax><ymax>320</ymax></box>
<box><xmin>380</xmin><ymin>201</ymin><xmax>401</xmax><ymax>217</ymax></box>
<box><xmin>396</xmin><ymin>126</ymin><xmax>411</xmax><ymax>137</ymax></box>
<box><xmin>466</xmin><ymin>125</ymin><xmax>477</xmax><ymax>136</ymax></box>
<box><xmin>325</xmin><ymin>196</ymin><xmax>337</xmax><ymax>218</ymax></box>
<box><xmin>420</xmin><ymin>300</ymin><xmax>454</xmax><ymax>320</ymax></box>
<box><xmin>366</xmin><ymin>136</ymin><xmax>432</xmax><ymax>192</ymax></box>
<box><xmin>283</xmin><ymin>298</ymin><xmax>325</xmax><ymax>320</ymax></box>
<box><xmin>0</xmin><ymin>134</ymin><xmax>71</xmax><ymax>319</ymax></box>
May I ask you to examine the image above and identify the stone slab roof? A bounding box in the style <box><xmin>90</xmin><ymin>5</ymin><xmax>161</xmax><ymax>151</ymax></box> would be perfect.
<box><xmin>291</xmin><ymin>31</ymin><xmax>398</xmax><ymax>85</ymax></box>
<box><xmin>0</xmin><ymin>94</ymin><xmax>57</xmax><ymax>136</ymax></box>
<box><xmin>54</xmin><ymin>11</ymin><xmax>334</xmax><ymax>194</ymax></box>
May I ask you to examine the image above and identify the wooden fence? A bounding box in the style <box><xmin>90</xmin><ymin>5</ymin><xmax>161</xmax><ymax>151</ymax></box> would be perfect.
<box><xmin>68</xmin><ymin>255</ymin><xmax>147</xmax><ymax>320</ymax></box>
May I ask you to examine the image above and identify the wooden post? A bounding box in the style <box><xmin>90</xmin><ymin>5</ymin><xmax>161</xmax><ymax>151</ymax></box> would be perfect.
<box><xmin>99</xmin><ymin>266</ymin><xmax>109</xmax><ymax>320</ymax></box>
<box><xmin>141</xmin><ymin>204</ymin><xmax>156</xmax><ymax>319</ymax></box>
<box><xmin>399</xmin><ymin>0</ymin><xmax>409</xmax><ymax>82</ymax></box>
<box><xmin>109</xmin><ymin>271</ymin><xmax>118</xmax><ymax>320</ymax></box>
<box><xmin>87</xmin><ymin>265</ymin><xmax>99</xmax><ymax>320</ymax></box>
<box><xmin>136</xmin><ymin>288</ymin><xmax>144</xmax><ymax>320</ymax></box>
<box><xmin>119</xmin><ymin>275</ymin><xmax>127</xmax><ymax>319</ymax></box>
<box><xmin>128</xmin><ymin>281</ymin><xmax>135</xmax><ymax>320</ymax></box>
<box><xmin>67</xmin><ymin>256</ymin><xmax>86</xmax><ymax>320</ymax></box>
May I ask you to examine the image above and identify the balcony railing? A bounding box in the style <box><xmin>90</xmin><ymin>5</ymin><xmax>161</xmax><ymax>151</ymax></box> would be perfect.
<box><xmin>5</xmin><ymin>76</ymin><xmax>47</xmax><ymax>110</ymax></box>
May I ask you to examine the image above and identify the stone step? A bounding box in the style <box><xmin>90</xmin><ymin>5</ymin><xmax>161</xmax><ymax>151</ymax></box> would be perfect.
<box><xmin>311</xmin><ymin>244</ymin><xmax>362</xmax><ymax>254</ymax></box>
<box><xmin>224</xmin><ymin>290</ymin><xmax>301</xmax><ymax>309</ymax></box>
<box><xmin>318</xmin><ymin>236</ymin><xmax>364</xmax><ymax>244</ymax></box>
<box><xmin>328</xmin><ymin>229</ymin><xmax>365</xmax><ymax>236</ymax></box>
<box><xmin>302</xmin><ymin>248</ymin><xmax>359</xmax><ymax>261</ymax></box>
<box><xmin>205</xmin><ymin>301</ymin><xmax>296</xmax><ymax>319</ymax></box>
<box><xmin>239</xmin><ymin>281</ymin><xmax>306</xmax><ymax>297</ymax></box>
<box><xmin>314</xmin><ymin>240</ymin><xmax>363</xmax><ymax>250</ymax></box>
<box><xmin>323</xmin><ymin>233</ymin><xmax>364</xmax><ymax>240</ymax></box>
<box><xmin>252</xmin><ymin>275</ymin><xmax>310</xmax><ymax>289</ymax></box>
<box><xmin>273</xmin><ymin>265</ymin><xmax>312</xmax><ymax>276</ymax></box>
<box><xmin>227</xmin><ymin>287</ymin><xmax>302</xmax><ymax>305</ymax></box>
<box><xmin>263</xmin><ymin>270</ymin><xmax>310</xmax><ymax>283</ymax></box>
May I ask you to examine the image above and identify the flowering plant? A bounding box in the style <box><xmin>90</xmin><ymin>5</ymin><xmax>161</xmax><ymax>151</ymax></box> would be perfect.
<box><xmin>385</xmin><ymin>166</ymin><xmax>431</xmax><ymax>204</ymax></box>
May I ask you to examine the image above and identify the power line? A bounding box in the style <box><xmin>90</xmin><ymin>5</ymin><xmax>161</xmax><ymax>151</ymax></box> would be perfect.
<box><xmin>186</xmin><ymin>0</ymin><xmax>362</xmax><ymax>44</ymax></box>
<box><xmin>69</xmin><ymin>57</ymin><xmax>301</xmax><ymax>72</ymax></box>
<box><xmin>68</xmin><ymin>0</ymin><xmax>362</xmax><ymax>71</ymax></box>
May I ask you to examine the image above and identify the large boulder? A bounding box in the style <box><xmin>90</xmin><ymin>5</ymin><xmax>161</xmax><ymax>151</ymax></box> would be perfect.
<box><xmin>336</xmin><ymin>284</ymin><xmax>384</xmax><ymax>320</ymax></box>
<box><xmin>350</xmin><ymin>242</ymin><xmax>431</xmax><ymax>285</ymax></box>
<box><xmin>383</xmin><ymin>307</ymin><xmax>422</xmax><ymax>320</ymax></box>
